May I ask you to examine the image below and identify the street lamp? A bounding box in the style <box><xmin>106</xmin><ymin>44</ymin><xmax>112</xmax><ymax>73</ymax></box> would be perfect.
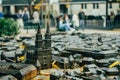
<box><xmin>106</xmin><ymin>0</ymin><xmax>113</xmax><ymax>27</ymax></box>
<box><xmin>26</xmin><ymin>0</ymin><xmax>35</xmax><ymax>34</ymax></box>
<box><xmin>27</xmin><ymin>0</ymin><xmax>32</xmax><ymax>19</ymax></box>
<box><xmin>27</xmin><ymin>0</ymin><xmax>35</xmax><ymax>19</ymax></box>
<box><xmin>105</xmin><ymin>0</ymin><xmax>109</xmax><ymax>27</ymax></box>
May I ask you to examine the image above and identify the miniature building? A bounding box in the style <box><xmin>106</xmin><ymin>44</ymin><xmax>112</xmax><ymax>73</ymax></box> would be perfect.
<box><xmin>0</xmin><ymin>62</ymin><xmax>37</xmax><ymax>80</ymax></box>
<box><xmin>25</xmin><ymin>23</ymin><xmax>52</xmax><ymax>69</ymax></box>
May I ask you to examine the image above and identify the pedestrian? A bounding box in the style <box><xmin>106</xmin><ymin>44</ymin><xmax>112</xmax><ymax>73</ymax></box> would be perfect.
<box><xmin>22</xmin><ymin>7</ymin><xmax>30</xmax><ymax>33</ymax></box>
<box><xmin>0</xmin><ymin>11</ymin><xmax>3</xmax><ymax>18</ymax></box>
<box><xmin>58</xmin><ymin>16</ymin><xmax>74</xmax><ymax>32</ymax></box>
<box><xmin>110</xmin><ymin>11</ymin><xmax>115</xmax><ymax>26</ymax></box>
<box><xmin>32</xmin><ymin>9</ymin><xmax>40</xmax><ymax>24</ymax></box>
<box><xmin>78</xmin><ymin>9</ymin><xmax>85</xmax><ymax>31</ymax></box>
<box><xmin>22</xmin><ymin>7</ymin><xmax>30</xmax><ymax>22</ymax></box>
<box><xmin>17</xmin><ymin>9</ymin><xmax>24</xmax><ymax>28</ymax></box>
<box><xmin>72</xmin><ymin>12</ymin><xmax>79</xmax><ymax>29</ymax></box>
<box><xmin>64</xmin><ymin>14</ymin><xmax>71</xmax><ymax>27</ymax></box>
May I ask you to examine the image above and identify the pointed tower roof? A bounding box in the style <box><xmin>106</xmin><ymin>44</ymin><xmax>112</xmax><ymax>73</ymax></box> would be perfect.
<box><xmin>38</xmin><ymin>23</ymin><xmax>41</xmax><ymax>34</ymax></box>
<box><xmin>46</xmin><ymin>22</ymin><xmax>50</xmax><ymax>34</ymax></box>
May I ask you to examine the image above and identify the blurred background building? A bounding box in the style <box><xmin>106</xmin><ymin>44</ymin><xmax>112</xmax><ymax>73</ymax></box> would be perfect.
<box><xmin>0</xmin><ymin>0</ymin><xmax>120</xmax><ymax>15</ymax></box>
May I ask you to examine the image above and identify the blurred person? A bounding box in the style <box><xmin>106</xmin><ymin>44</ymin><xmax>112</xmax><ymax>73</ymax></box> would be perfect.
<box><xmin>17</xmin><ymin>9</ymin><xmax>24</xmax><ymax>28</ymax></box>
<box><xmin>58</xmin><ymin>16</ymin><xmax>74</xmax><ymax>32</ymax></box>
<box><xmin>32</xmin><ymin>9</ymin><xmax>40</xmax><ymax>24</ymax></box>
<box><xmin>22</xmin><ymin>7</ymin><xmax>30</xmax><ymax>33</ymax></box>
<box><xmin>0</xmin><ymin>11</ymin><xmax>3</xmax><ymax>18</ymax></box>
<box><xmin>64</xmin><ymin>14</ymin><xmax>70</xmax><ymax>25</ymax></box>
<box><xmin>16</xmin><ymin>9</ymin><xmax>24</xmax><ymax>40</ymax></box>
<box><xmin>64</xmin><ymin>14</ymin><xmax>73</xmax><ymax>28</ymax></box>
<box><xmin>102</xmin><ymin>16</ymin><xmax>106</xmax><ymax>27</ymax></box>
<box><xmin>72</xmin><ymin>13</ymin><xmax>79</xmax><ymax>29</ymax></box>
<box><xmin>22</xmin><ymin>7</ymin><xmax>30</xmax><ymax>22</ymax></box>
<box><xmin>110</xmin><ymin>11</ymin><xmax>115</xmax><ymax>26</ymax></box>
<box><xmin>78</xmin><ymin>9</ymin><xmax>85</xmax><ymax>31</ymax></box>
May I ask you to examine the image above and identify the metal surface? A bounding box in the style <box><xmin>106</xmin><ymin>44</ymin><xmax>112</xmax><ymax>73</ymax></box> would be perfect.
<box><xmin>25</xmin><ymin>23</ymin><xmax>52</xmax><ymax>69</ymax></box>
<box><xmin>0</xmin><ymin>62</ymin><xmax>37</xmax><ymax>80</ymax></box>
<box><xmin>0</xmin><ymin>75</ymin><xmax>17</xmax><ymax>80</ymax></box>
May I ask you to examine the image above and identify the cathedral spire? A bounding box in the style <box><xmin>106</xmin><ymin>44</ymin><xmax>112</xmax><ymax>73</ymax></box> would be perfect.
<box><xmin>38</xmin><ymin>23</ymin><xmax>41</xmax><ymax>34</ymax></box>
<box><xmin>44</xmin><ymin>22</ymin><xmax>51</xmax><ymax>49</ymax></box>
<box><xmin>46</xmin><ymin>22</ymin><xmax>50</xmax><ymax>34</ymax></box>
<box><xmin>35</xmin><ymin>23</ymin><xmax>42</xmax><ymax>49</ymax></box>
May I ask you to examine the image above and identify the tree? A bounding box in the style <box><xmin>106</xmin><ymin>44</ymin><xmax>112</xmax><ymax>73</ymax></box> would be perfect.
<box><xmin>0</xmin><ymin>18</ymin><xmax>20</xmax><ymax>37</ymax></box>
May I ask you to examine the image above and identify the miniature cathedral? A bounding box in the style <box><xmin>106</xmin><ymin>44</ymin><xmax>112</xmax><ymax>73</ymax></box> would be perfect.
<box><xmin>25</xmin><ymin>23</ymin><xmax>52</xmax><ymax>69</ymax></box>
<box><xmin>35</xmin><ymin>23</ymin><xmax>52</xmax><ymax>69</ymax></box>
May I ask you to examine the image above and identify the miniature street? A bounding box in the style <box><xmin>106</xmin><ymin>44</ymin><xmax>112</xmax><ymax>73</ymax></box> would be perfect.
<box><xmin>30</xmin><ymin>27</ymin><xmax>120</xmax><ymax>80</ymax></box>
<box><xmin>1</xmin><ymin>26</ymin><xmax>120</xmax><ymax>80</ymax></box>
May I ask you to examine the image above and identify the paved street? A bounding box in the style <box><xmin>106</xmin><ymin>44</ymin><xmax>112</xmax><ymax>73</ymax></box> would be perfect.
<box><xmin>18</xmin><ymin>27</ymin><xmax>120</xmax><ymax>38</ymax></box>
<box><xmin>79</xmin><ymin>28</ymin><xmax>120</xmax><ymax>35</ymax></box>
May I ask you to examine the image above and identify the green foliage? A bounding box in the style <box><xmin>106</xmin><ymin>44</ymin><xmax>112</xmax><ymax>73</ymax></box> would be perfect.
<box><xmin>0</xmin><ymin>18</ymin><xmax>20</xmax><ymax>37</ymax></box>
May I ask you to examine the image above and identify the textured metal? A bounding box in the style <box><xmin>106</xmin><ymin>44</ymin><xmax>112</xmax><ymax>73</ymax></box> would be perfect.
<box><xmin>25</xmin><ymin>24</ymin><xmax>52</xmax><ymax>69</ymax></box>
<box><xmin>82</xmin><ymin>57</ymin><xmax>95</xmax><ymax>64</ymax></box>
<box><xmin>105</xmin><ymin>68</ymin><xmax>119</xmax><ymax>76</ymax></box>
<box><xmin>34</xmin><ymin>23</ymin><xmax>52</xmax><ymax>69</ymax></box>
<box><xmin>20</xmin><ymin>65</ymin><xmax>37</xmax><ymax>80</ymax></box>
<box><xmin>96</xmin><ymin>59</ymin><xmax>110</xmax><ymax>67</ymax></box>
<box><xmin>44</xmin><ymin>23</ymin><xmax>51</xmax><ymax>49</ymax></box>
<box><xmin>50</xmin><ymin>33</ymin><xmax>120</xmax><ymax>79</ymax></box>
<box><xmin>0</xmin><ymin>62</ymin><xmax>37</xmax><ymax>80</ymax></box>
<box><xmin>0</xmin><ymin>75</ymin><xmax>17</xmax><ymax>80</ymax></box>
<box><xmin>34</xmin><ymin>23</ymin><xmax>43</xmax><ymax>66</ymax></box>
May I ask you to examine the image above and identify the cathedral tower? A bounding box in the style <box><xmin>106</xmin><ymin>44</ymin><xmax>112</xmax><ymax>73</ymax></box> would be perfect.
<box><xmin>43</xmin><ymin>22</ymin><xmax>52</xmax><ymax>69</ymax></box>
<box><xmin>35</xmin><ymin>23</ymin><xmax>43</xmax><ymax>65</ymax></box>
<box><xmin>35</xmin><ymin>23</ymin><xmax>52</xmax><ymax>69</ymax></box>
<box><xmin>26</xmin><ymin>23</ymin><xmax>52</xmax><ymax>69</ymax></box>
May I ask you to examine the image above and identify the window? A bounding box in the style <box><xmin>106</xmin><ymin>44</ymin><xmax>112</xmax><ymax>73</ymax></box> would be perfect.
<box><xmin>81</xmin><ymin>4</ymin><xmax>87</xmax><ymax>9</ymax></box>
<box><xmin>3</xmin><ymin>6</ymin><xmax>10</xmax><ymax>14</ymax></box>
<box><xmin>60</xmin><ymin>4</ymin><xmax>68</xmax><ymax>14</ymax></box>
<box><xmin>96</xmin><ymin>3</ymin><xmax>99</xmax><ymax>9</ymax></box>
<box><xmin>93</xmin><ymin>3</ymin><xmax>99</xmax><ymax>9</ymax></box>
<box><xmin>93</xmin><ymin>3</ymin><xmax>95</xmax><ymax>9</ymax></box>
<box><xmin>85</xmin><ymin>4</ymin><xmax>87</xmax><ymax>9</ymax></box>
<box><xmin>109</xmin><ymin>3</ymin><xmax>112</xmax><ymax>9</ymax></box>
<box><xmin>81</xmin><ymin>4</ymin><xmax>84</xmax><ymax>9</ymax></box>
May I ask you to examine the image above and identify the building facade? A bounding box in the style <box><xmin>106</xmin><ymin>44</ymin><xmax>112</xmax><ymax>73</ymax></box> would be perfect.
<box><xmin>1</xmin><ymin>0</ymin><xmax>120</xmax><ymax>16</ymax></box>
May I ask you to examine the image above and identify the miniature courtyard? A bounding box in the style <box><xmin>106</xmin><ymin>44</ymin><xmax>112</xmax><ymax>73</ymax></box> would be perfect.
<box><xmin>0</xmin><ymin>27</ymin><xmax>120</xmax><ymax>80</ymax></box>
